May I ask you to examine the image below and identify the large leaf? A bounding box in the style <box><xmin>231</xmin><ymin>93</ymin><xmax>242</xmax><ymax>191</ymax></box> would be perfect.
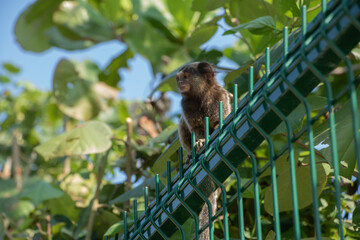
<box><xmin>225</xmin><ymin>16</ymin><xmax>278</xmax><ymax>36</ymax></box>
<box><xmin>34</xmin><ymin>121</ymin><xmax>113</xmax><ymax>160</ymax></box>
<box><xmin>273</xmin><ymin>0</ymin><xmax>301</xmax><ymax>18</ymax></box>
<box><xmin>185</xmin><ymin>24</ymin><xmax>218</xmax><ymax>49</ymax></box>
<box><xmin>125</xmin><ymin>20</ymin><xmax>178</xmax><ymax>65</ymax></box>
<box><xmin>45</xmin><ymin>193</ymin><xmax>79</xmax><ymax>221</ymax></box>
<box><xmin>314</xmin><ymin>90</ymin><xmax>360</xmax><ymax>179</ymax></box>
<box><xmin>228</xmin><ymin>0</ymin><xmax>277</xmax><ymax>24</ymax></box>
<box><xmin>164</xmin><ymin>0</ymin><xmax>194</xmax><ymax>32</ymax></box>
<box><xmin>53</xmin><ymin>59</ymin><xmax>117</xmax><ymax>120</ymax></box>
<box><xmin>263</xmin><ymin>155</ymin><xmax>328</xmax><ymax>216</ymax></box>
<box><xmin>20</xmin><ymin>180</ymin><xmax>64</xmax><ymax>205</ymax></box>
<box><xmin>53</xmin><ymin>0</ymin><xmax>114</xmax><ymax>42</ymax></box>
<box><xmin>15</xmin><ymin>0</ymin><xmax>63</xmax><ymax>52</ymax></box>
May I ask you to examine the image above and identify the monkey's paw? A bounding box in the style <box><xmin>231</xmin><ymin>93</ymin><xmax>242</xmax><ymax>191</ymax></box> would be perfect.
<box><xmin>195</xmin><ymin>139</ymin><xmax>205</xmax><ymax>152</ymax></box>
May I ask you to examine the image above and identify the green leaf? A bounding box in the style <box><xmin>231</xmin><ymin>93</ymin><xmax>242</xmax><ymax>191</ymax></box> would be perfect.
<box><xmin>150</xmin><ymin>67</ymin><xmax>179</xmax><ymax>96</ymax></box>
<box><xmin>225</xmin><ymin>16</ymin><xmax>278</xmax><ymax>35</ymax></box>
<box><xmin>125</xmin><ymin>20</ymin><xmax>177</xmax><ymax>65</ymax></box>
<box><xmin>45</xmin><ymin>193</ymin><xmax>80</xmax><ymax>221</ymax></box>
<box><xmin>273</xmin><ymin>0</ymin><xmax>301</xmax><ymax>18</ymax></box>
<box><xmin>0</xmin><ymin>75</ymin><xmax>10</xmax><ymax>83</ymax></box>
<box><xmin>20</xmin><ymin>180</ymin><xmax>64</xmax><ymax>205</ymax></box>
<box><xmin>150</xmin><ymin>125</ymin><xmax>178</xmax><ymax>145</ymax></box>
<box><xmin>192</xmin><ymin>0</ymin><xmax>228</xmax><ymax>12</ymax></box>
<box><xmin>185</xmin><ymin>25</ymin><xmax>218</xmax><ymax>49</ymax></box>
<box><xmin>46</xmin><ymin>27</ymin><xmax>94</xmax><ymax>50</ymax></box>
<box><xmin>0</xmin><ymin>215</ymin><xmax>4</xmax><ymax>240</ymax></box>
<box><xmin>151</xmin><ymin>137</ymin><xmax>182</xmax><ymax>184</ymax></box>
<box><xmin>144</xmin><ymin>12</ymin><xmax>181</xmax><ymax>44</ymax></box>
<box><xmin>53</xmin><ymin>59</ymin><xmax>117</xmax><ymax>120</ymax></box>
<box><xmin>164</xmin><ymin>0</ymin><xmax>194</xmax><ymax>32</ymax></box>
<box><xmin>99</xmin><ymin>49</ymin><xmax>134</xmax><ymax>87</ymax></box>
<box><xmin>314</xmin><ymin>89</ymin><xmax>360</xmax><ymax>179</ymax></box>
<box><xmin>34</xmin><ymin>121</ymin><xmax>113</xmax><ymax>160</ymax></box>
<box><xmin>224</xmin><ymin>44</ymin><xmax>253</xmax><ymax>66</ymax></box>
<box><xmin>93</xmin><ymin>210</ymin><xmax>121</xmax><ymax>238</ymax></box>
<box><xmin>15</xmin><ymin>0</ymin><xmax>63</xmax><ymax>52</ymax></box>
<box><xmin>3</xmin><ymin>63</ymin><xmax>21</xmax><ymax>74</ymax></box>
<box><xmin>265</xmin><ymin>230</ymin><xmax>276</xmax><ymax>240</ymax></box>
<box><xmin>263</xmin><ymin>155</ymin><xmax>328</xmax><ymax>216</ymax></box>
<box><xmin>4</xmin><ymin>200</ymin><xmax>35</xmax><ymax>221</ymax></box>
<box><xmin>272</xmin><ymin>95</ymin><xmax>328</xmax><ymax>135</ymax></box>
<box><xmin>99</xmin><ymin>0</ymin><xmax>120</xmax><ymax>22</ymax></box>
<box><xmin>104</xmin><ymin>211</ymin><xmax>136</xmax><ymax>236</ymax></box>
<box><xmin>227</xmin><ymin>0</ymin><xmax>278</xmax><ymax>25</ymax></box>
<box><xmin>195</xmin><ymin>49</ymin><xmax>223</xmax><ymax>64</ymax></box>
<box><xmin>53</xmin><ymin>1</ymin><xmax>114</xmax><ymax>42</ymax></box>
<box><xmin>353</xmin><ymin>204</ymin><xmax>360</xmax><ymax>225</ymax></box>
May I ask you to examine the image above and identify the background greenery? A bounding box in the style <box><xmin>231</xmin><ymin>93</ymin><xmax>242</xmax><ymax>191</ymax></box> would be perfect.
<box><xmin>1</xmin><ymin>0</ymin><xmax>360</xmax><ymax>239</ymax></box>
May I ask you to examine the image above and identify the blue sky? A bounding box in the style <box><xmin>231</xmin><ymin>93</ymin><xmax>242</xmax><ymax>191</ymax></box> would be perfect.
<box><xmin>0</xmin><ymin>1</ymin><xmax>237</xmax><ymax>112</ymax></box>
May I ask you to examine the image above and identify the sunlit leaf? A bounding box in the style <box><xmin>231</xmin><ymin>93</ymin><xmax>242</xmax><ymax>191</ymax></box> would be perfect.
<box><xmin>34</xmin><ymin>121</ymin><xmax>113</xmax><ymax>160</ymax></box>
<box><xmin>5</xmin><ymin>200</ymin><xmax>35</xmax><ymax>221</ymax></box>
<box><xmin>99</xmin><ymin>0</ymin><xmax>120</xmax><ymax>22</ymax></box>
<box><xmin>225</xmin><ymin>16</ymin><xmax>278</xmax><ymax>35</ymax></box>
<box><xmin>273</xmin><ymin>0</ymin><xmax>301</xmax><ymax>18</ymax></box>
<box><xmin>53</xmin><ymin>59</ymin><xmax>117</xmax><ymax>120</ymax></box>
<box><xmin>164</xmin><ymin>0</ymin><xmax>194</xmax><ymax>32</ymax></box>
<box><xmin>15</xmin><ymin>0</ymin><xmax>63</xmax><ymax>52</ymax></box>
<box><xmin>53</xmin><ymin>1</ymin><xmax>114</xmax><ymax>42</ymax></box>
<box><xmin>185</xmin><ymin>25</ymin><xmax>218</xmax><ymax>48</ymax></box>
<box><xmin>125</xmin><ymin>20</ymin><xmax>177</xmax><ymax>65</ymax></box>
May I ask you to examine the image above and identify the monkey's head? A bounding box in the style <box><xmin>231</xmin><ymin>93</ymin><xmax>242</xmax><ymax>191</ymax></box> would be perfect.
<box><xmin>176</xmin><ymin>62</ymin><xmax>216</xmax><ymax>95</ymax></box>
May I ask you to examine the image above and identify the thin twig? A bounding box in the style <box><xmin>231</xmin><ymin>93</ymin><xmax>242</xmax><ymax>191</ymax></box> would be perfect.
<box><xmin>125</xmin><ymin>118</ymin><xmax>133</xmax><ymax>210</ymax></box>
<box><xmin>85</xmin><ymin>151</ymin><xmax>109</xmax><ymax>240</ymax></box>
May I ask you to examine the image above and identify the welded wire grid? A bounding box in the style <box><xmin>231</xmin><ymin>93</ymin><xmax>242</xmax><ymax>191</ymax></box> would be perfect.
<box><xmin>106</xmin><ymin>0</ymin><xmax>360</xmax><ymax>239</ymax></box>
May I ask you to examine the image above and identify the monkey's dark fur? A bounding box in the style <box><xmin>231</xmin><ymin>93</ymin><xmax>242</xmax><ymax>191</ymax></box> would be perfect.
<box><xmin>176</xmin><ymin>62</ymin><xmax>231</xmax><ymax>239</ymax></box>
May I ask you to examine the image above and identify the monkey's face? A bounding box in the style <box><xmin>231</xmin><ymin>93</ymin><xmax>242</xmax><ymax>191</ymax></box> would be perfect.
<box><xmin>176</xmin><ymin>71</ymin><xmax>192</xmax><ymax>93</ymax></box>
<box><xmin>176</xmin><ymin>62</ymin><xmax>215</xmax><ymax>95</ymax></box>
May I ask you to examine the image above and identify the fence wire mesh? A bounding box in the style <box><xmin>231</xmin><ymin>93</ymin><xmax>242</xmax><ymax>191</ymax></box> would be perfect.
<box><xmin>105</xmin><ymin>0</ymin><xmax>360</xmax><ymax>239</ymax></box>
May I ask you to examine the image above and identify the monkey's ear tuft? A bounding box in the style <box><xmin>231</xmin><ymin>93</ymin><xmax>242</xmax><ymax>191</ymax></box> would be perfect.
<box><xmin>197</xmin><ymin>62</ymin><xmax>215</xmax><ymax>81</ymax></box>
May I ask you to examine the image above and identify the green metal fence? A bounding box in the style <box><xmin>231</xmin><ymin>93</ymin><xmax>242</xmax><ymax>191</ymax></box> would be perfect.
<box><xmin>106</xmin><ymin>0</ymin><xmax>360</xmax><ymax>239</ymax></box>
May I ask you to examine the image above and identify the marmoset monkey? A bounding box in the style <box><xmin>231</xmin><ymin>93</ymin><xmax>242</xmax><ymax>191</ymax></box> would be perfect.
<box><xmin>177</xmin><ymin>62</ymin><xmax>232</xmax><ymax>239</ymax></box>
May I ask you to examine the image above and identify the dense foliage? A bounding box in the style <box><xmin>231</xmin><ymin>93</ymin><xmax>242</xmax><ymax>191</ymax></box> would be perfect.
<box><xmin>1</xmin><ymin>0</ymin><xmax>360</xmax><ymax>239</ymax></box>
